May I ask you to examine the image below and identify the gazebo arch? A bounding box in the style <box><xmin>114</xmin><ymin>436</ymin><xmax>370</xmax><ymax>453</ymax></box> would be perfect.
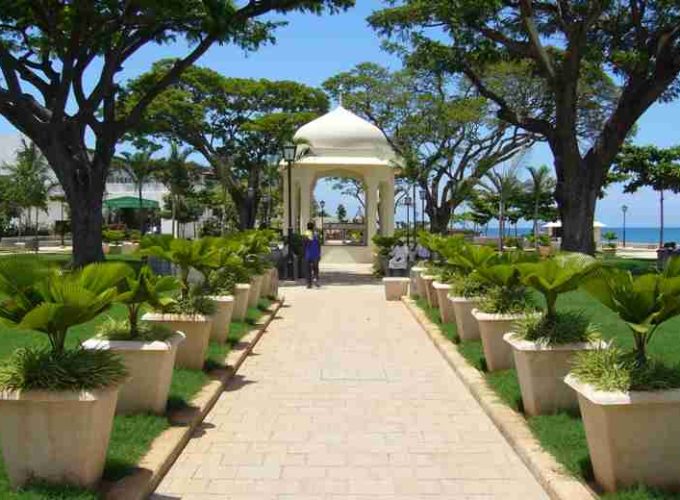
<box><xmin>282</xmin><ymin>106</ymin><xmax>398</xmax><ymax>264</ymax></box>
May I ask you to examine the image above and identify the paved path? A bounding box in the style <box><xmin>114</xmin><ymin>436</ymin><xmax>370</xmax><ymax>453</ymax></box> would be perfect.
<box><xmin>154</xmin><ymin>279</ymin><xmax>548</xmax><ymax>499</ymax></box>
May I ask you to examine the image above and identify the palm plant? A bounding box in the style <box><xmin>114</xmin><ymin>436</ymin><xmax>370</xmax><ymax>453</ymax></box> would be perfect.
<box><xmin>156</xmin><ymin>143</ymin><xmax>196</xmax><ymax>237</ymax></box>
<box><xmin>582</xmin><ymin>258</ymin><xmax>680</xmax><ymax>367</ymax></box>
<box><xmin>478</xmin><ymin>164</ymin><xmax>523</xmax><ymax>252</ymax></box>
<box><xmin>524</xmin><ymin>165</ymin><xmax>556</xmax><ymax>246</ymax></box>
<box><xmin>118</xmin><ymin>148</ymin><xmax>159</xmax><ymax>234</ymax></box>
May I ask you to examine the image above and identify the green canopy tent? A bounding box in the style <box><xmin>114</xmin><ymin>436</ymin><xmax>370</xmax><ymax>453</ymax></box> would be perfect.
<box><xmin>103</xmin><ymin>196</ymin><xmax>159</xmax><ymax>210</ymax></box>
<box><xmin>103</xmin><ymin>196</ymin><xmax>160</xmax><ymax>231</ymax></box>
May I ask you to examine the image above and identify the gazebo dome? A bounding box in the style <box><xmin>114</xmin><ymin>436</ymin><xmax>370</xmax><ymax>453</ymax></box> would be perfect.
<box><xmin>293</xmin><ymin>106</ymin><xmax>394</xmax><ymax>159</ymax></box>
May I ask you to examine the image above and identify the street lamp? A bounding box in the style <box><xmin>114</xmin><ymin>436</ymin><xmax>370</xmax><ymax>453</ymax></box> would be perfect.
<box><xmin>282</xmin><ymin>142</ymin><xmax>298</xmax><ymax>280</ymax></box>
<box><xmin>262</xmin><ymin>194</ymin><xmax>270</xmax><ymax>228</ymax></box>
<box><xmin>418</xmin><ymin>189</ymin><xmax>426</xmax><ymax>229</ymax></box>
<box><xmin>319</xmin><ymin>200</ymin><xmax>325</xmax><ymax>244</ymax></box>
<box><xmin>622</xmin><ymin>204</ymin><xmax>628</xmax><ymax>248</ymax></box>
<box><xmin>404</xmin><ymin>195</ymin><xmax>413</xmax><ymax>260</ymax></box>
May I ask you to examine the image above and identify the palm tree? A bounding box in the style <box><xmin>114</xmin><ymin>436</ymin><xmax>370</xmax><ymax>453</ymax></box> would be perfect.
<box><xmin>156</xmin><ymin>143</ymin><xmax>195</xmax><ymax>237</ymax></box>
<box><xmin>119</xmin><ymin>149</ymin><xmax>159</xmax><ymax>234</ymax></box>
<box><xmin>478</xmin><ymin>165</ymin><xmax>523</xmax><ymax>251</ymax></box>
<box><xmin>524</xmin><ymin>165</ymin><xmax>556</xmax><ymax>246</ymax></box>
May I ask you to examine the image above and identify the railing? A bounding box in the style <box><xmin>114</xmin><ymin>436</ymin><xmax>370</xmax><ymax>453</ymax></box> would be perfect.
<box><xmin>322</xmin><ymin>223</ymin><xmax>367</xmax><ymax>246</ymax></box>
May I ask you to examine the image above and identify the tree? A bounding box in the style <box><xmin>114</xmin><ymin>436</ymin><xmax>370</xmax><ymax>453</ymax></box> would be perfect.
<box><xmin>124</xmin><ymin>62</ymin><xmax>328</xmax><ymax>230</ymax></box>
<box><xmin>612</xmin><ymin>145</ymin><xmax>680</xmax><ymax>247</ymax></box>
<box><xmin>336</xmin><ymin>204</ymin><xmax>347</xmax><ymax>223</ymax></box>
<box><xmin>331</xmin><ymin>178</ymin><xmax>365</xmax><ymax>209</ymax></box>
<box><xmin>477</xmin><ymin>164</ymin><xmax>523</xmax><ymax>251</ymax></box>
<box><xmin>323</xmin><ymin>62</ymin><xmax>534</xmax><ymax>233</ymax></box>
<box><xmin>117</xmin><ymin>147</ymin><xmax>160</xmax><ymax>234</ymax></box>
<box><xmin>370</xmin><ymin>1</ymin><xmax>677</xmax><ymax>253</ymax></box>
<box><xmin>520</xmin><ymin>165</ymin><xmax>557</xmax><ymax>245</ymax></box>
<box><xmin>0</xmin><ymin>0</ymin><xmax>353</xmax><ymax>265</ymax></box>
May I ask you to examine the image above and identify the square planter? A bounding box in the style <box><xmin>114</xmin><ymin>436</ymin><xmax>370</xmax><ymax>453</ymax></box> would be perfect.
<box><xmin>248</xmin><ymin>274</ymin><xmax>263</xmax><ymax>309</ymax></box>
<box><xmin>0</xmin><ymin>386</ymin><xmax>119</xmax><ymax>489</ymax></box>
<box><xmin>432</xmin><ymin>282</ymin><xmax>454</xmax><ymax>324</ymax></box>
<box><xmin>472</xmin><ymin>309</ymin><xmax>528</xmax><ymax>371</ymax></box>
<box><xmin>565</xmin><ymin>375</ymin><xmax>680</xmax><ymax>492</ymax></box>
<box><xmin>260</xmin><ymin>269</ymin><xmax>272</xmax><ymax>299</ymax></box>
<box><xmin>208</xmin><ymin>295</ymin><xmax>235</xmax><ymax>344</ymax></box>
<box><xmin>382</xmin><ymin>277</ymin><xmax>410</xmax><ymax>301</ymax></box>
<box><xmin>450</xmin><ymin>296</ymin><xmax>480</xmax><ymax>341</ymax></box>
<box><xmin>82</xmin><ymin>332</ymin><xmax>185</xmax><ymax>415</ymax></box>
<box><xmin>504</xmin><ymin>334</ymin><xmax>605</xmax><ymax>416</ymax></box>
<box><xmin>270</xmin><ymin>267</ymin><xmax>279</xmax><ymax>298</ymax></box>
<box><xmin>141</xmin><ymin>313</ymin><xmax>212</xmax><ymax>370</ymax></box>
<box><xmin>122</xmin><ymin>241</ymin><xmax>139</xmax><ymax>255</ymax></box>
<box><xmin>410</xmin><ymin>266</ymin><xmax>426</xmax><ymax>298</ymax></box>
<box><xmin>421</xmin><ymin>274</ymin><xmax>438</xmax><ymax>308</ymax></box>
<box><xmin>232</xmin><ymin>283</ymin><xmax>251</xmax><ymax>321</ymax></box>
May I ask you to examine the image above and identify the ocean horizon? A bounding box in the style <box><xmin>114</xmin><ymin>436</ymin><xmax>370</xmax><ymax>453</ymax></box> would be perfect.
<box><xmin>479</xmin><ymin>226</ymin><xmax>679</xmax><ymax>245</ymax></box>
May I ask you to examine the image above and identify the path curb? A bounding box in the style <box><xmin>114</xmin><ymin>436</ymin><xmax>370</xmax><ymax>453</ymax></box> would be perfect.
<box><xmin>103</xmin><ymin>299</ymin><xmax>284</xmax><ymax>500</ymax></box>
<box><xmin>402</xmin><ymin>297</ymin><xmax>597</xmax><ymax>500</ymax></box>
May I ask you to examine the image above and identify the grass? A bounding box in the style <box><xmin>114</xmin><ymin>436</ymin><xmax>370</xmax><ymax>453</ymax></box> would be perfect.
<box><xmin>415</xmin><ymin>261</ymin><xmax>680</xmax><ymax>499</ymax></box>
<box><xmin>0</xmin><ymin>294</ymin><xmax>274</xmax><ymax>498</ymax></box>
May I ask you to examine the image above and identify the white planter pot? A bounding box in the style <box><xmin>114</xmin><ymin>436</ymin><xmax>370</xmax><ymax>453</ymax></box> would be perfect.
<box><xmin>122</xmin><ymin>241</ymin><xmax>139</xmax><ymax>255</ymax></box>
<box><xmin>450</xmin><ymin>296</ymin><xmax>480</xmax><ymax>341</ymax></box>
<box><xmin>565</xmin><ymin>375</ymin><xmax>680</xmax><ymax>492</ymax></box>
<box><xmin>208</xmin><ymin>295</ymin><xmax>235</xmax><ymax>344</ymax></box>
<box><xmin>432</xmin><ymin>282</ymin><xmax>454</xmax><ymax>324</ymax></box>
<box><xmin>270</xmin><ymin>267</ymin><xmax>279</xmax><ymax>298</ymax></box>
<box><xmin>83</xmin><ymin>333</ymin><xmax>185</xmax><ymax>415</ymax></box>
<box><xmin>260</xmin><ymin>269</ymin><xmax>272</xmax><ymax>299</ymax></box>
<box><xmin>248</xmin><ymin>274</ymin><xmax>263</xmax><ymax>309</ymax></box>
<box><xmin>472</xmin><ymin>309</ymin><xmax>528</xmax><ymax>371</ymax></box>
<box><xmin>142</xmin><ymin>313</ymin><xmax>212</xmax><ymax>370</ymax></box>
<box><xmin>0</xmin><ymin>386</ymin><xmax>119</xmax><ymax>489</ymax></box>
<box><xmin>410</xmin><ymin>266</ymin><xmax>426</xmax><ymax>298</ymax></box>
<box><xmin>382</xmin><ymin>277</ymin><xmax>410</xmax><ymax>301</ymax></box>
<box><xmin>232</xmin><ymin>284</ymin><xmax>251</xmax><ymax>321</ymax></box>
<box><xmin>504</xmin><ymin>334</ymin><xmax>605</xmax><ymax>416</ymax></box>
<box><xmin>421</xmin><ymin>274</ymin><xmax>438</xmax><ymax>308</ymax></box>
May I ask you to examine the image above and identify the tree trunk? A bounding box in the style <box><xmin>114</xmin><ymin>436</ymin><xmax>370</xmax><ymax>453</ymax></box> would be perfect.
<box><xmin>65</xmin><ymin>178</ymin><xmax>106</xmax><ymax>266</ymax></box>
<box><xmin>428</xmin><ymin>203</ymin><xmax>451</xmax><ymax>234</ymax></box>
<box><xmin>498</xmin><ymin>199</ymin><xmax>505</xmax><ymax>252</ymax></box>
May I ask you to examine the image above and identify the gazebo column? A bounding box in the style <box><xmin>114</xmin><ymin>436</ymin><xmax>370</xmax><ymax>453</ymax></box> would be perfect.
<box><xmin>365</xmin><ymin>178</ymin><xmax>378</xmax><ymax>244</ymax></box>
<box><xmin>282</xmin><ymin>168</ymin><xmax>290</xmax><ymax>230</ymax></box>
<box><xmin>382</xmin><ymin>178</ymin><xmax>395</xmax><ymax>236</ymax></box>
<box><xmin>298</xmin><ymin>172</ymin><xmax>313</xmax><ymax>233</ymax></box>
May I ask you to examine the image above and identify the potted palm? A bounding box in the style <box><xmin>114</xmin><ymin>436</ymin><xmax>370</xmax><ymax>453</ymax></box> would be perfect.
<box><xmin>601</xmin><ymin>231</ymin><xmax>618</xmax><ymax>255</ymax></box>
<box><xmin>472</xmin><ymin>261</ymin><xmax>538</xmax><ymax>371</ymax></box>
<box><xmin>103</xmin><ymin>228</ymin><xmax>125</xmax><ymax>255</ymax></box>
<box><xmin>565</xmin><ymin>259</ymin><xmax>680</xmax><ymax>492</ymax></box>
<box><xmin>536</xmin><ymin>233</ymin><xmax>552</xmax><ymax>258</ymax></box>
<box><xmin>141</xmin><ymin>238</ymin><xmax>216</xmax><ymax>370</ymax></box>
<box><xmin>83</xmin><ymin>265</ymin><xmax>184</xmax><ymax>414</ymax></box>
<box><xmin>0</xmin><ymin>257</ymin><xmax>128</xmax><ymax>489</ymax></box>
<box><xmin>504</xmin><ymin>253</ymin><xmax>604</xmax><ymax>415</ymax></box>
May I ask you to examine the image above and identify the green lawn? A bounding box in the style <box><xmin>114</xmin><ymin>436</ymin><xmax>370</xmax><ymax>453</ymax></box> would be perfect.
<box><xmin>416</xmin><ymin>271</ymin><xmax>680</xmax><ymax>500</ymax></box>
<box><xmin>0</xmin><ymin>296</ymin><xmax>274</xmax><ymax>498</ymax></box>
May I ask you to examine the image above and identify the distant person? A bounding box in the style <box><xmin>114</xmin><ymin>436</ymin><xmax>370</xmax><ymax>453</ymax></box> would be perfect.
<box><xmin>303</xmin><ymin>221</ymin><xmax>321</xmax><ymax>288</ymax></box>
<box><xmin>389</xmin><ymin>239</ymin><xmax>409</xmax><ymax>277</ymax></box>
<box><xmin>415</xmin><ymin>242</ymin><xmax>431</xmax><ymax>261</ymax></box>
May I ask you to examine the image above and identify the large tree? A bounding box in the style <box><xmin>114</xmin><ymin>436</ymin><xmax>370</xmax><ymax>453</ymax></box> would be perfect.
<box><xmin>0</xmin><ymin>0</ymin><xmax>352</xmax><ymax>265</ymax></box>
<box><xmin>370</xmin><ymin>0</ymin><xmax>679</xmax><ymax>253</ymax></box>
<box><xmin>323</xmin><ymin>62</ymin><xmax>534</xmax><ymax>233</ymax></box>
<box><xmin>124</xmin><ymin>62</ymin><xmax>328</xmax><ymax>229</ymax></box>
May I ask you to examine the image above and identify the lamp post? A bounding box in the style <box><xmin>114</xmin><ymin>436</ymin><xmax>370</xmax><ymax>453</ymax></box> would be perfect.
<box><xmin>319</xmin><ymin>200</ymin><xmax>325</xmax><ymax>244</ymax></box>
<box><xmin>282</xmin><ymin>143</ymin><xmax>298</xmax><ymax>281</ymax></box>
<box><xmin>404</xmin><ymin>195</ymin><xmax>413</xmax><ymax>263</ymax></box>
<box><xmin>262</xmin><ymin>194</ymin><xmax>270</xmax><ymax>228</ymax></box>
<box><xmin>419</xmin><ymin>189</ymin><xmax>426</xmax><ymax>229</ymax></box>
<box><xmin>622</xmin><ymin>204</ymin><xmax>628</xmax><ymax>248</ymax></box>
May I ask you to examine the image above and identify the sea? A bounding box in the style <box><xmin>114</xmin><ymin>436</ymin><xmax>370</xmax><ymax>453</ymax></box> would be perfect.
<box><xmin>481</xmin><ymin>227</ymin><xmax>680</xmax><ymax>245</ymax></box>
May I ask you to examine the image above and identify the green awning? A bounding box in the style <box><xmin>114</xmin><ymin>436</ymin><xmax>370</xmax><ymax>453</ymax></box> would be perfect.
<box><xmin>103</xmin><ymin>196</ymin><xmax>159</xmax><ymax>210</ymax></box>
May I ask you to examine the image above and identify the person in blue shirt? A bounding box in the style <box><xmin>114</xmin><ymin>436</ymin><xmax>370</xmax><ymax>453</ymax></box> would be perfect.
<box><xmin>303</xmin><ymin>221</ymin><xmax>321</xmax><ymax>288</ymax></box>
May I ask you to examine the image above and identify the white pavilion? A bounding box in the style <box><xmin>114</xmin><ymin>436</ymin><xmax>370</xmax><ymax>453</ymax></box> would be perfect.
<box><xmin>283</xmin><ymin>106</ymin><xmax>399</xmax><ymax>264</ymax></box>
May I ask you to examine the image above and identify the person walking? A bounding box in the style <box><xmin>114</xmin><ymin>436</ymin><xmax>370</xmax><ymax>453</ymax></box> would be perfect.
<box><xmin>388</xmin><ymin>239</ymin><xmax>409</xmax><ymax>277</ymax></box>
<box><xmin>303</xmin><ymin>221</ymin><xmax>322</xmax><ymax>288</ymax></box>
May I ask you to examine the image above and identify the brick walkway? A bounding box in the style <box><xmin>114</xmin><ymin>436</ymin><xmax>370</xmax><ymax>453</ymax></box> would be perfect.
<box><xmin>153</xmin><ymin>280</ymin><xmax>548</xmax><ymax>499</ymax></box>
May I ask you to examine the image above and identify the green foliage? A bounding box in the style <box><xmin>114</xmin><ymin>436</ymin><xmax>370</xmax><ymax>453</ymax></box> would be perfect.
<box><xmin>613</xmin><ymin>145</ymin><xmax>680</xmax><ymax>195</ymax></box>
<box><xmin>96</xmin><ymin>319</ymin><xmax>173</xmax><ymax>342</ymax></box>
<box><xmin>571</xmin><ymin>347</ymin><xmax>680</xmax><ymax>392</ymax></box>
<box><xmin>514</xmin><ymin>311</ymin><xmax>600</xmax><ymax>346</ymax></box>
<box><xmin>449</xmin><ymin>271</ymin><xmax>489</xmax><ymax>298</ymax></box>
<box><xmin>160</xmin><ymin>286</ymin><xmax>216</xmax><ymax>316</ymax></box>
<box><xmin>103</xmin><ymin>229</ymin><xmax>126</xmax><ymax>244</ymax></box>
<box><xmin>478</xmin><ymin>284</ymin><xmax>536</xmax><ymax>315</ymax></box>
<box><xmin>336</xmin><ymin>203</ymin><xmax>347</xmax><ymax>222</ymax></box>
<box><xmin>372</xmin><ymin>235</ymin><xmax>399</xmax><ymax>258</ymax></box>
<box><xmin>0</xmin><ymin>346</ymin><xmax>127</xmax><ymax>391</ymax></box>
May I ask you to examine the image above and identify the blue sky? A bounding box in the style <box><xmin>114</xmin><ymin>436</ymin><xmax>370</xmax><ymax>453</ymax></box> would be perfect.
<box><xmin>0</xmin><ymin>1</ymin><xmax>677</xmax><ymax>228</ymax></box>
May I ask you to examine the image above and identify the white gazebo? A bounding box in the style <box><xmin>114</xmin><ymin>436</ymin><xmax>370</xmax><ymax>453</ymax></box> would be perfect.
<box><xmin>282</xmin><ymin>106</ymin><xmax>398</xmax><ymax>264</ymax></box>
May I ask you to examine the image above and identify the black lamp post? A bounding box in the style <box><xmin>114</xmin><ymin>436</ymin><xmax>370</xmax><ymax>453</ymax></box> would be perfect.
<box><xmin>282</xmin><ymin>142</ymin><xmax>298</xmax><ymax>280</ymax></box>
<box><xmin>418</xmin><ymin>189</ymin><xmax>426</xmax><ymax>229</ymax></box>
<box><xmin>319</xmin><ymin>200</ymin><xmax>325</xmax><ymax>244</ymax></box>
<box><xmin>404</xmin><ymin>195</ymin><xmax>413</xmax><ymax>262</ymax></box>
<box><xmin>622</xmin><ymin>204</ymin><xmax>628</xmax><ymax>248</ymax></box>
<box><xmin>262</xmin><ymin>194</ymin><xmax>270</xmax><ymax>228</ymax></box>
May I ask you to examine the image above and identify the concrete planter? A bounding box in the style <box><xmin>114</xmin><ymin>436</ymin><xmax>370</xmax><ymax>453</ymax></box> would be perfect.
<box><xmin>122</xmin><ymin>241</ymin><xmax>139</xmax><ymax>255</ymax></box>
<box><xmin>421</xmin><ymin>274</ymin><xmax>438</xmax><ymax>308</ymax></box>
<box><xmin>248</xmin><ymin>274</ymin><xmax>263</xmax><ymax>309</ymax></box>
<box><xmin>232</xmin><ymin>283</ymin><xmax>251</xmax><ymax>321</ymax></box>
<box><xmin>208</xmin><ymin>295</ymin><xmax>235</xmax><ymax>344</ymax></box>
<box><xmin>472</xmin><ymin>309</ymin><xmax>528</xmax><ymax>371</ymax></box>
<box><xmin>538</xmin><ymin>245</ymin><xmax>552</xmax><ymax>258</ymax></box>
<box><xmin>410</xmin><ymin>266</ymin><xmax>426</xmax><ymax>298</ymax></box>
<box><xmin>565</xmin><ymin>374</ymin><xmax>680</xmax><ymax>492</ymax></box>
<box><xmin>432</xmin><ymin>282</ymin><xmax>454</xmax><ymax>324</ymax></box>
<box><xmin>450</xmin><ymin>296</ymin><xmax>480</xmax><ymax>341</ymax></box>
<box><xmin>82</xmin><ymin>333</ymin><xmax>185</xmax><ymax>415</ymax></box>
<box><xmin>141</xmin><ymin>313</ymin><xmax>212</xmax><ymax>370</ymax></box>
<box><xmin>0</xmin><ymin>386</ymin><xmax>119</xmax><ymax>489</ymax></box>
<box><xmin>504</xmin><ymin>334</ymin><xmax>605</xmax><ymax>416</ymax></box>
<box><xmin>271</xmin><ymin>267</ymin><xmax>279</xmax><ymax>298</ymax></box>
<box><xmin>382</xmin><ymin>277</ymin><xmax>410</xmax><ymax>301</ymax></box>
<box><xmin>260</xmin><ymin>269</ymin><xmax>272</xmax><ymax>299</ymax></box>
